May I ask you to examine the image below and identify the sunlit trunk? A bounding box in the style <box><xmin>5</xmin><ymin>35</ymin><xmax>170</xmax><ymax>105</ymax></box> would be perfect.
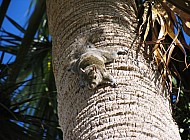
<box><xmin>46</xmin><ymin>0</ymin><xmax>181</xmax><ymax>139</ymax></box>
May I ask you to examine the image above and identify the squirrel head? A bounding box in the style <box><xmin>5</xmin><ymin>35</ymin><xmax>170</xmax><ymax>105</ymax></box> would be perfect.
<box><xmin>80</xmin><ymin>64</ymin><xmax>103</xmax><ymax>89</ymax></box>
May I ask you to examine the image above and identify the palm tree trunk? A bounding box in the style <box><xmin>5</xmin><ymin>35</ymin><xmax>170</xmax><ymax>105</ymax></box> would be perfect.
<box><xmin>46</xmin><ymin>0</ymin><xmax>181</xmax><ymax>139</ymax></box>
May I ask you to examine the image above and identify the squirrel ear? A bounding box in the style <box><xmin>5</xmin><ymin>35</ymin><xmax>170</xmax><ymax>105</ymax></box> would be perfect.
<box><xmin>92</xmin><ymin>65</ymin><xmax>97</xmax><ymax>72</ymax></box>
<box><xmin>80</xmin><ymin>68</ymin><xmax>85</xmax><ymax>73</ymax></box>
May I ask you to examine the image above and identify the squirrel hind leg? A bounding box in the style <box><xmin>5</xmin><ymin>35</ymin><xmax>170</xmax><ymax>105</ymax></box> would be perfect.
<box><xmin>103</xmin><ymin>51</ymin><xmax>117</xmax><ymax>64</ymax></box>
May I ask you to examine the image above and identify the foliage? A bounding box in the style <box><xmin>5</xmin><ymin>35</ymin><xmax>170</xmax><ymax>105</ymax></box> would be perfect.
<box><xmin>136</xmin><ymin>0</ymin><xmax>190</xmax><ymax>139</ymax></box>
<box><xmin>0</xmin><ymin>0</ymin><xmax>62</xmax><ymax>140</ymax></box>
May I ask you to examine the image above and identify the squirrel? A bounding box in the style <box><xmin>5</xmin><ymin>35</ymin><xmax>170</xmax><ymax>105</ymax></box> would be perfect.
<box><xmin>69</xmin><ymin>36</ymin><xmax>117</xmax><ymax>89</ymax></box>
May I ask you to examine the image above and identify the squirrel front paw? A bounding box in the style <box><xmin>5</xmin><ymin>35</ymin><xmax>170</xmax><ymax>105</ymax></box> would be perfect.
<box><xmin>111</xmin><ymin>82</ymin><xmax>117</xmax><ymax>88</ymax></box>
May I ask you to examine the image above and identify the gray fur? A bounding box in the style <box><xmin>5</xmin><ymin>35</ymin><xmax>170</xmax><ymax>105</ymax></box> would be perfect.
<box><xmin>69</xmin><ymin>37</ymin><xmax>116</xmax><ymax>89</ymax></box>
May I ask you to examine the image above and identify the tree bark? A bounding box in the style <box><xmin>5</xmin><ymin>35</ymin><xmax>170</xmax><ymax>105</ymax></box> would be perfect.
<box><xmin>46</xmin><ymin>0</ymin><xmax>181</xmax><ymax>139</ymax></box>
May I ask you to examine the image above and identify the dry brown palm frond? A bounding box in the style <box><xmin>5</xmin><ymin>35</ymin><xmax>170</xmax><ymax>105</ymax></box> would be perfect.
<box><xmin>138</xmin><ymin>0</ymin><xmax>190</xmax><ymax>94</ymax></box>
<box><xmin>161</xmin><ymin>1</ymin><xmax>190</xmax><ymax>29</ymax></box>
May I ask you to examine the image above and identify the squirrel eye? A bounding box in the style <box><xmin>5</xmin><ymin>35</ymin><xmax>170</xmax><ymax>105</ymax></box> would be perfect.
<box><xmin>94</xmin><ymin>75</ymin><xmax>97</xmax><ymax>79</ymax></box>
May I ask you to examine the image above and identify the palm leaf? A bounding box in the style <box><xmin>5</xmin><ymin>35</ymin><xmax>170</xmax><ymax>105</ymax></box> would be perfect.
<box><xmin>5</xmin><ymin>15</ymin><xmax>26</xmax><ymax>33</ymax></box>
<box><xmin>0</xmin><ymin>1</ymin><xmax>62</xmax><ymax>139</ymax></box>
<box><xmin>139</xmin><ymin>0</ymin><xmax>190</xmax><ymax>89</ymax></box>
<box><xmin>0</xmin><ymin>0</ymin><xmax>11</xmax><ymax>27</ymax></box>
<box><xmin>137</xmin><ymin>1</ymin><xmax>190</xmax><ymax>139</ymax></box>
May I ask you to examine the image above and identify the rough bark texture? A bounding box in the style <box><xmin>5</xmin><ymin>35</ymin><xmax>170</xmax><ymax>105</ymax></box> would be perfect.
<box><xmin>46</xmin><ymin>0</ymin><xmax>181</xmax><ymax>139</ymax></box>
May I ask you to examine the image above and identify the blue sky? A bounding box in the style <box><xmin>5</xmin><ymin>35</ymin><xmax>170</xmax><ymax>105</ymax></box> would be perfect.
<box><xmin>1</xmin><ymin>0</ymin><xmax>33</xmax><ymax>34</ymax></box>
<box><xmin>0</xmin><ymin>0</ymin><xmax>34</xmax><ymax>64</ymax></box>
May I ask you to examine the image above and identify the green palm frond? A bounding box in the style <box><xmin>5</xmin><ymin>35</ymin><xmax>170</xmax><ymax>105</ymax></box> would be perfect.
<box><xmin>0</xmin><ymin>1</ymin><xmax>62</xmax><ymax>139</ymax></box>
<box><xmin>0</xmin><ymin>0</ymin><xmax>11</xmax><ymax>27</ymax></box>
